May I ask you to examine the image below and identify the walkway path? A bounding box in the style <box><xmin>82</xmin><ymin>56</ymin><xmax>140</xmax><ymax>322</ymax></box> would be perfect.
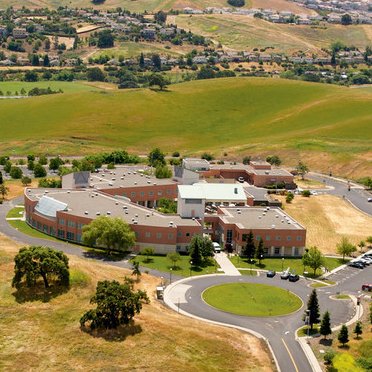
<box><xmin>213</xmin><ymin>252</ymin><xmax>241</xmax><ymax>275</ymax></box>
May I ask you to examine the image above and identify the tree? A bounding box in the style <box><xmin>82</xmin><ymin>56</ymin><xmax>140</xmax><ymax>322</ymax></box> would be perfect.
<box><xmin>4</xmin><ymin>160</ymin><xmax>12</xmax><ymax>173</ymax></box>
<box><xmin>97</xmin><ymin>30</ymin><xmax>114</xmax><ymax>48</ymax></box>
<box><xmin>38</xmin><ymin>155</ymin><xmax>48</xmax><ymax>165</ymax></box>
<box><xmin>0</xmin><ymin>184</ymin><xmax>9</xmax><ymax>200</ymax></box>
<box><xmin>27</xmin><ymin>160</ymin><xmax>35</xmax><ymax>171</ymax></box>
<box><xmin>227</xmin><ymin>0</ymin><xmax>245</xmax><ymax>6</ymax></box>
<box><xmin>139</xmin><ymin>52</ymin><xmax>145</xmax><ymax>68</ymax></box>
<box><xmin>148</xmin><ymin>148</ymin><xmax>166</xmax><ymax>167</ymax></box>
<box><xmin>341</xmin><ymin>14</ymin><xmax>352</xmax><ymax>25</ymax></box>
<box><xmin>12</xmin><ymin>246</ymin><xmax>69</xmax><ymax>289</ymax></box>
<box><xmin>21</xmin><ymin>176</ymin><xmax>32</xmax><ymax>186</ymax></box>
<box><xmin>155</xmin><ymin>165</ymin><xmax>172</xmax><ymax>178</ymax></box>
<box><xmin>199</xmin><ymin>236</ymin><xmax>214</xmax><ymax>259</ymax></box>
<box><xmin>49</xmin><ymin>157</ymin><xmax>64</xmax><ymax>171</ymax></box>
<box><xmin>358</xmin><ymin>240</ymin><xmax>365</xmax><ymax>253</ymax></box>
<box><xmin>242</xmin><ymin>231</ymin><xmax>255</xmax><ymax>261</ymax></box>
<box><xmin>151</xmin><ymin>54</ymin><xmax>161</xmax><ymax>70</ymax></box>
<box><xmin>43</xmin><ymin>54</ymin><xmax>50</xmax><ymax>67</ymax></box>
<box><xmin>80</xmin><ymin>280</ymin><xmax>149</xmax><ymax>330</ymax></box>
<box><xmin>167</xmin><ymin>252</ymin><xmax>181</xmax><ymax>269</ymax></box>
<box><xmin>141</xmin><ymin>247</ymin><xmax>154</xmax><ymax>263</ymax></box>
<box><xmin>306</xmin><ymin>289</ymin><xmax>320</xmax><ymax>330</ymax></box>
<box><xmin>320</xmin><ymin>311</ymin><xmax>332</xmax><ymax>339</ymax></box>
<box><xmin>154</xmin><ymin>11</ymin><xmax>167</xmax><ymax>23</ymax></box>
<box><xmin>296</xmin><ymin>161</ymin><xmax>309</xmax><ymax>180</ymax></box>
<box><xmin>189</xmin><ymin>235</ymin><xmax>203</xmax><ymax>266</ymax></box>
<box><xmin>336</xmin><ymin>237</ymin><xmax>357</xmax><ymax>261</ymax></box>
<box><xmin>131</xmin><ymin>261</ymin><xmax>141</xmax><ymax>281</ymax></box>
<box><xmin>0</xmin><ymin>171</ymin><xmax>3</xmax><ymax>184</ymax></box>
<box><xmin>82</xmin><ymin>216</ymin><xmax>135</xmax><ymax>254</ymax></box>
<box><xmin>24</xmin><ymin>70</ymin><xmax>38</xmax><ymax>82</ymax></box>
<box><xmin>149</xmin><ymin>73</ymin><xmax>169</xmax><ymax>90</ymax></box>
<box><xmin>338</xmin><ymin>324</ymin><xmax>349</xmax><ymax>346</ymax></box>
<box><xmin>242</xmin><ymin>156</ymin><xmax>251</xmax><ymax>165</ymax></box>
<box><xmin>286</xmin><ymin>193</ymin><xmax>294</xmax><ymax>203</ymax></box>
<box><xmin>354</xmin><ymin>321</ymin><xmax>362</xmax><ymax>339</ymax></box>
<box><xmin>157</xmin><ymin>198</ymin><xmax>177</xmax><ymax>214</ymax></box>
<box><xmin>255</xmin><ymin>238</ymin><xmax>265</xmax><ymax>265</ymax></box>
<box><xmin>87</xmin><ymin>67</ymin><xmax>106</xmax><ymax>82</ymax></box>
<box><xmin>9</xmin><ymin>166</ymin><xmax>22</xmax><ymax>179</ymax></box>
<box><xmin>266</xmin><ymin>155</ymin><xmax>281</xmax><ymax>166</ymax></box>
<box><xmin>33</xmin><ymin>163</ymin><xmax>47</xmax><ymax>178</ymax></box>
<box><xmin>31</xmin><ymin>54</ymin><xmax>40</xmax><ymax>66</ymax></box>
<box><xmin>302</xmin><ymin>246</ymin><xmax>325</xmax><ymax>276</ymax></box>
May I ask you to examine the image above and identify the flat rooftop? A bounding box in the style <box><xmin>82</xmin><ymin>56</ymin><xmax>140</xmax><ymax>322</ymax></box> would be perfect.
<box><xmin>26</xmin><ymin>188</ymin><xmax>200</xmax><ymax>228</ymax></box>
<box><xmin>218</xmin><ymin>206</ymin><xmax>305</xmax><ymax>230</ymax></box>
<box><xmin>250</xmin><ymin>168</ymin><xmax>293</xmax><ymax>176</ymax></box>
<box><xmin>89</xmin><ymin>170</ymin><xmax>177</xmax><ymax>190</ymax></box>
<box><xmin>178</xmin><ymin>183</ymin><xmax>247</xmax><ymax>202</ymax></box>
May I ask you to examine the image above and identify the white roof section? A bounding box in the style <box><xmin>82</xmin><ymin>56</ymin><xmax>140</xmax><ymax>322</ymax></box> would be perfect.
<box><xmin>178</xmin><ymin>183</ymin><xmax>246</xmax><ymax>202</ymax></box>
<box><xmin>35</xmin><ymin>195</ymin><xmax>68</xmax><ymax>218</ymax></box>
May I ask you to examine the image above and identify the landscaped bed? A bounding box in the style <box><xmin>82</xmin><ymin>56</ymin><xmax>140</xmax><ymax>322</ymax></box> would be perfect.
<box><xmin>203</xmin><ymin>283</ymin><xmax>302</xmax><ymax>317</ymax></box>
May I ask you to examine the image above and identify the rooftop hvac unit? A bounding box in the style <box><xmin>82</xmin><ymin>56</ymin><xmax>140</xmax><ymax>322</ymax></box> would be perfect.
<box><xmin>44</xmin><ymin>190</ymin><xmax>48</xmax><ymax>194</ymax></box>
<box><xmin>125</xmin><ymin>211</ymin><xmax>128</xmax><ymax>214</ymax></box>
<box><xmin>112</xmin><ymin>178</ymin><xmax>116</xmax><ymax>181</ymax></box>
<box><xmin>146</xmin><ymin>214</ymin><xmax>150</xmax><ymax>217</ymax></box>
<box><xmin>271</xmin><ymin>224</ymin><xmax>275</xmax><ymax>229</ymax></box>
<box><xmin>147</xmin><ymin>181</ymin><xmax>151</xmax><ymax>184</ymax></box>
<box><xmin>95</xmin><ymin>193</ymin><xmax>98</xmax><ymax>196</ymax></box>
<box><xmin>133</xmin><ymin>171</ymin><xmax>136</xmax><ymax>175</ymax></box>
<box><xmin>281</xmin><ymin>220</ymin><xmax>284</xmax><ymax>223</ymax></box>
<box><xmin>115</xmin><ymin>202</ymin><xmax>118</xmax><ymax>205</ymax></box>
<box><xmin>120</xmin><ymin>177</ymin><xmax>124</xmax><ymax>180</ymax></box>
<box><xmin>276</xmin><ymin>215</ymin><xmax>279</xmax><ymax>218</ymax></box>
<box><xmin>107</xmin><ymin>211</ymin><xmax>111</xmax><ymax>215</ymax></box>
<box><xmin>109</xmin><ymin>182</ymin><xmax>113</xmax><ymax>186</ymax></box>
<box><xmin>96</xmin><ymin>212</ymin><xmax>100</xmax><ymax>215</ymax></box>
<box><xmin>133</xmin><ymin>221</ymin><xmax>138</xmax><ymax>225</ymax></box>
<box><xmin>134</xmin><ymin>182</ymin><xmax>137</xmax><ymax>185</ymax></box>
<box><xmin>128</xmin><ymin>172</ymin><xmax>131</xmax><ymax>175</ymax></box>
<box><xmin>67</xmin><ymin>191</ymin><xmax>70</xmax><ymax>194</ymax></box>
<box><xmin>135</xmin><ymin>214</ymin><xmax>138</xmax><ymax>218</ymax></box>
<box><xmin>258</xmin><ymin>216</ymin><xmax>261</xmax><ymax>219</ymax></box>
<box><xmin>131</xmin><ymin>218</ymin><xmax>135</xmax><ymax>222</ymax></box>
<box><xmin>84</xmin><ymin>211</ymin><xmax>89</xmax><ymax>215</ymax></box>
<box><xmin>153</xmin><ymin>183</ymin><xmax>157</xmax><ymax>186</ymax></box>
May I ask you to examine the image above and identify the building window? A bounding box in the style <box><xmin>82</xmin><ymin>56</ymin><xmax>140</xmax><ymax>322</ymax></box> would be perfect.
<box><xmin>149</xmin><ymin>191</ymin><xmax>154</xmax><ymax>197</ymax></box>
<box><xmin>77</xmin><ymin>223</ymin><xmax>83</xmax><ymax>230</ymax></box>
<box><xmin>294</xmin><ymin>248</ymin><xmax>299</xmax><ymax>256</ymax></box>
<box><xmin>58</xmin><ymin>218</ymin><xmax>65</xmax><ymax>225</ymax></box>
<box><xmin>168</xmin><ymin>233</ymin><xmax>173</xmax><ymax>239</ymax></box>
<box><xmin>166</xmin><ymin>189</ymin><xmax>172</xmax><ymax>195</ymax></box>
<box><xmin>131</xmin><ymin>192</ymin><xmax>136</xmax><ymax>198</ymax></box>
<box><xmin>156</xmin><ymin>232</ymin><xmax>162</xmax><ymax>239</ymax></box>
<box><xmin>266</xmin><ymin>235</ymin><xmax>271</xmax><ymax>241</ymax></box>
<box><xmin>287</xmin><ymin>236</ymin><xmax>291</xmax><ymax>241</ymax></box>
<box><xmin>177</xmin><ymin>232</ymin><xmax>182</xmax><ymax>237</ymax></box>
<box><xmin>274</xmin><ymin>247</ymin><xmax>280</xmax><ymax>255</ymax></box>
<box><xmin>76</xmin><ymin>234</ymin><xmax>82</xmax><ymax>242</ymax></box>
<box><xmin>43</xmin><ymin>224</ymin><xmax>48</xmax><ymax>233</ymax></box>
<box><xmin>186</xmin><ymin>233</ymin><xmax>190</xmax><ymax>237</ymax></box>
<box><xmin>296</xmin><ymin>236</ymin><xmax>302</xmax><ymax>241</ymax></box>
<box><xmin>158</xmin><ymin>191</ymin><xmax>163</xmax><ymax>196</ymax></box>
<box><xmin>67</xmin><ymin>231</ymin><xmax>75</xmax><ymax>241</ymax></box>
<box><xmin>264</xmin><ymin>248</ymin><xmax>269</xmax><ymax>255</ymax></box>
<box><xmin>140</xmin><ymin>192</ymin><xmax>145</xmax><ymax>197</ymax></box>
<box><xmin>145</xmin><ymin>232</ymin><xmax>151</xmax><ymax>238</ymax></box>
<box><xmin>276</xmin><ymin>236</ymin><xmax>281</xmax><ymax>241</ymax></box>
<box><xmin>255</xmin><ymin>235</ymin><xmax>261</xmax><ymax>241</ymax></box>
<box><xmin>67</xmin><ymin>220</ymin><xmax>75</xmax><ymax>228</ymax></box>
<box><xmin>58</xmin><ymin>229</ymin><xmax>65</xmax><ymax>238</ymax></box>
<box><xmin>185</xmin><ymin>198</ymin><xmax>202</xmax><ymax>204</ymax></box>
<box><xmin>226</xmin><ymin>230</ymin><xmax>233</xmax><ymax>243</ymax></box>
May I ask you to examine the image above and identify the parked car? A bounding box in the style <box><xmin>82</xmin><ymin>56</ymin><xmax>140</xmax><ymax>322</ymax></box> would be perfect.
<box><xmin>266</xmin><ymin>270</ymin><xmax>276</xmax><ymax>278</ymax></box>
<box><xmin>348</xmin><ymin>261</ymin><xmax>364</xmax><ymax>269</ymax></box>
<box><xmin>289</xmin><ymin>274</ymin><xmax>300</xmax><ymax>282</ymax></box>
<box><xmin>212</xmin><ymin>242</ymin><xmax>221</xmax><ymax>253</ymax></box>
<box><xmin>281</xmin><ymin>270</ymin><xmax>290</xmax><ymax>280</ymax></box>
<box><xmin>362</xmin><ymin>284</ymin><xmax>372</xmax><ymax>292</ymax></box>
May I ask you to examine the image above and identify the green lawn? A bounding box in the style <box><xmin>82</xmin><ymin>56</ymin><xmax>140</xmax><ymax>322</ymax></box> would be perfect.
<box><xmin>297</xmin><ymin>325</ymin><xmax>320</xmax><ymax>337</ymax></box>
<box><xmin>0</xmin><ymin>81</ymin><xmax>103</xmax><ymax>96</ymax></box>
<box><xmin>333</xmin><ymin>353</ymin><xmax>364</xmax><ymax>372</ymax></box>
<box><xmin>203</xmin><ymin>283</ymin><xmax>302</xmax><ymax>317</ymax></box>
<box><xmin>7</xmin><ymin>220</ymin><xmax>59</xmax><ymax>242</ymax></box>
<box><xmin>6</xmin><ymin>206</ymin><xmax>24</xmax><ymax>219</ymax></box>
<box><xmin>0</xmin><ymin>77</ymin><xmax>371</xmax><ymax>176</ymax></box>
<box><xmin>230</xmin><ymin>255</ymin><xmax>347</xmax><ymax>277</ymax></box>
<box><xmin>131</xmin><ymin>254</ymin><xmax>219</xmax><ymax>277</ymax></box>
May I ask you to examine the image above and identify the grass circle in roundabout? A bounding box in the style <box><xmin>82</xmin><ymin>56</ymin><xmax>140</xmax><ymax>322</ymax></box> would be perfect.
<box><xmin>202</xmin><ymin>283</ymin><xmax>302</xmax><ymax>317</ymax></box>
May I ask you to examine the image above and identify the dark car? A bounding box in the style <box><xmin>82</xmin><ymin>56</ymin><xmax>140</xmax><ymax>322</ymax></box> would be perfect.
<box><xmin>348</xmin><ymin>261</ymin><xmax>364</xmax><ymax>269</ymax></box>
<box><xmin>362</xmin><ymin>284</ymin><xmax>372</xmax><ymax>292</ymax></box>
<box><xmin>289</xmin><ymin>274</ymin><xmax>300</xmax><ymax>282</ymax></box>
<box><xmin>281</xmin><ymin>271</ymin><xmax>290</xmax><ymax>280</ymax></box>
<box><xmin>266</xmin><ymin>270</ymin><xmax>276</xmax><ymax>278</ymax></box>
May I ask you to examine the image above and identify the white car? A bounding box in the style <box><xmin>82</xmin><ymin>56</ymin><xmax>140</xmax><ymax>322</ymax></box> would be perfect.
<box><xmin>212</xmin><ymin>242</ymin><xmax>221</xmax><ymax>253</ymax></box>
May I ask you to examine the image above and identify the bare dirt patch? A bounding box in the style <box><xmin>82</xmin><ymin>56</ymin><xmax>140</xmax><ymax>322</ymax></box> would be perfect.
<box><xmin>280</xmin><ymin>194</ymin><xmax>372</xmax><ymax>253</ymax></box>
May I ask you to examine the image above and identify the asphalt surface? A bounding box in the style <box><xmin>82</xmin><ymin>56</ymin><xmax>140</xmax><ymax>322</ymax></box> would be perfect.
<box><xmin>307</xmin><ymin>172</ymin><xmax>372</xmax><ymax>216</ymax></box>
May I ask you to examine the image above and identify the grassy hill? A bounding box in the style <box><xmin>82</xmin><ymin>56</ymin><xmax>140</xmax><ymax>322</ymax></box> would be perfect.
<box><xmin>0</xmin><ymin>234</ymin><xmax>273</xmax><ymax>370</ymax></box>
<box><xmin>0</xmin><ymin>78</ymin><xmax>371</xmax><ymax>177</ymax></box>
<box><xmin>174</xmin><ymin>15</ymin><xmax>372</xmax><ymax>53</ymax></box>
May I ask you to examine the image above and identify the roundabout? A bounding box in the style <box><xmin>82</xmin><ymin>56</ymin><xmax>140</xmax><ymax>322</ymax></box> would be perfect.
<box><xmin>203</xmin><ymin>283</ymin><xmax>302</xmax><ymax>317</ymax></box>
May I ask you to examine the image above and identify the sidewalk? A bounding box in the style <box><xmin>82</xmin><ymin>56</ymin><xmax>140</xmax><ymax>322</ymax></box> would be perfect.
<box><xmin>214</xmin><ymin>252</ymin><xmax>241</xmax><ymax>276</ymax></box>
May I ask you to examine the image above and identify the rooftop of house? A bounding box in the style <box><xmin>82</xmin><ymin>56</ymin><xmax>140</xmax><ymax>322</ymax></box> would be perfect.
<box><xmin>26</xmin><ymin>188</ymin><xmax>200</xmax><ymax>228</ymax></box>
<box><xmin>178</xmin><ymin>183</ymin><xmax>247</xmax><ymax>202</ymax></box>
<box><xmin>182</xmin><ymin>158</ymin><xmax>211</xmax><ymax>170</ymax></box>
<box><xmin>89</xmin><ymin>170</ymin><xmax>177</xmax><ymax>190</ymax></box>
<box><xmin>218</xmin><ymin>206</ymin><xmax>305</xmax><ymax>230</ymax></box>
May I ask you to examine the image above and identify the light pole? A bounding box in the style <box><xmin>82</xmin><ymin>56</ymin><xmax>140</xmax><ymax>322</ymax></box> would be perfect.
<box><xmin>281</xmin><ymin>257</ymin><xmax>284</xmax><ymax>272</ymax></box>
<box><xmin>189</xmin><ymin>260</ymin><xmax>193</xmax><ymax>277</ymax></box>
<box><xmin>169</xmin><ymin>268</ymin><xmax>173</xmax><ymax>284</ymax></box>
<box><xmin>160</xmin><ymin>276</ymin><xmax>164</xmax><ymax>287</ymax></box>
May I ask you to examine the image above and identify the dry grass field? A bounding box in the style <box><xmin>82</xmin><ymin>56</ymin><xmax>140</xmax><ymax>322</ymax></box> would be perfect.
<box><xmin>0</xmin><ymin>233</ymin><xmax>274</xmax><ymax>371</ymax></box>
<box><xmin>279</xmin><ymin>194</ymin><xmax>372</xmax><ymax>254</ymax></box>
<box><xmin>174</xmin><ymin>15</ymin><xmax>372</xmax><ymax>53</ymax></box>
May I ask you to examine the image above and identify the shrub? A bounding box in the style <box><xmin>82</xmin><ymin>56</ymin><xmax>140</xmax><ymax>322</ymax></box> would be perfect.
<box><xmin>302</xmin><ymin>190</ymin><xmax>311</xmax><ymax>197</ymax></box>
<box><xmin>324</xmin><ymin>350</ymin><xmax>336</xmax><ymax>365</ymax></box>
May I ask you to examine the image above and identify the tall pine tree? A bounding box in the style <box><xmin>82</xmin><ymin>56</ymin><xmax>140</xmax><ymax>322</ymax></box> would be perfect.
<box><xmin>306</xmin><ymin>289</ymin><xmax>320</xmax><ymax>330</ymax></box>
<box><xmin>242</xmin><ymin>231</ymin><xmax>255</xmax><ymax>261</ymax></box>
<box><xmin>255</xmin><ymin>238</ymin><xmax>265</xmax><ymax>265</ymax></box>
<box><xmin>338</xmin><ymin>324</ymin><xmax>349</xmax><ymax>347</ymax></box>
<box><xmin>320</xmin><ymin>311</ymin><xmax>332</xmax><ymax>339</ymax></box>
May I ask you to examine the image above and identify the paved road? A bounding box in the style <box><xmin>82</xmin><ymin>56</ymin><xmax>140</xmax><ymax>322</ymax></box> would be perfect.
<box><xmin>307</xmin><ymin>172</ymin><xmax>372</xmax><ymax>216</ymax></box>
<box><xmin>165</xmin><ymin>267</ymin><xmax>369</xmax><ymax>372</ymax></box>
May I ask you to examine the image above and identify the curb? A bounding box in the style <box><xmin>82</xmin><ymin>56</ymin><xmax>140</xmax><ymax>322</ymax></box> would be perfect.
<box><xmin>295</xmin><ymin>336</ymin><xmax>322</xmax><ymax>372</ymax></box>
<box><xmin>164</xmin><ymin>275</ymin><xmax>281</xmax><ymax>372</ymax></box>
